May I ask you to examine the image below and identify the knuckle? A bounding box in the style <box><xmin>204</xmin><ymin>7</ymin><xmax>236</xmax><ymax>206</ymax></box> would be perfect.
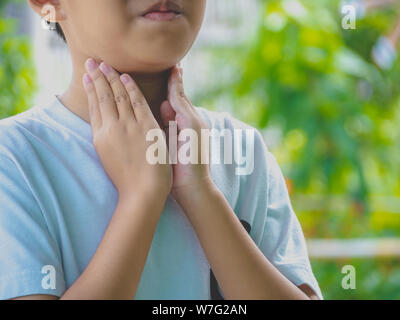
<box><xmin>132</xmin><ymin>99</ymin><xmax>145</xmax><ymax>108</ymax></box>
<box><xmin>115</xmin><ymin>93</ymin><xmax>130</xmax><ymax>104</ymax></box>
<box><xmin>98</xmin><ymin>91</ymin><xmax>114</xmax><ymax>104</ymax></box>
<box><xmin>101</xmin><ymin>124</ymin><xmax>115</xmax><ymax>138</ymax></box>
<box><xmin>85</xmin><ymin>83</ymin><xmax>95</xmax><ymax>92</ymax></box>
<box><xmin>88</xmin><ymin>102</ymin><xmax>98</xmax><ymax>112</ymax></box>
<box><xmin>91</xmin><ymin>71</ymin><xmax>103</xmax><ymax>82</ymax></box>
<box><xmin>109</xmin><ymin>75</ymin><xmax>120</xmax><ymax>86</ymax></box>
<box><xmin>107</xmin><ymin>120</ymin><xmax>119</xmax><ymax>131</ymax></box>
<box><xmin>127</xmin><ymin>85</ymin><xmax>137</xmax><ymax>95</ymax></box>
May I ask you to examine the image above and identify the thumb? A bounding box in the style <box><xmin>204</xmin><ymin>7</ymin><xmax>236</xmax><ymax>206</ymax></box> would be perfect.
<box><xmin>167</xmin><ymin>66</ymin><xmax>193</xmax><ymax>116</ymax></box>
<box><xmin>160</xmin><ymin>100</ymin><xmax>176</xmax><ymax>128</ymax></box>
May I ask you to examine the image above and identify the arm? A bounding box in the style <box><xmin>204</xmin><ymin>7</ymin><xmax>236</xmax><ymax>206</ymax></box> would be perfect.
<box><xmin>14</xmin><ymin>59</ymin><xmax>172</xmax><ymax>300</ymax></box>
<box><xmin>15</xmin><ymin>187</ymin><xmax>317</xmax><ymax>301</ymax></box>
<box><xmin>15</xmin><ymin>194</ymin><xmax>166</xmax><ymax>300</ymax></box>
<box><xmin>176</xmin><ymin>181</ymin><xmax>314</xmax><ymax>300</ymax></box>
<box><xmin>161</xmin><ymin>65</ymin><xmax>318</xmax><ymax>300</ymax></box>
<box><xmin>60</xmin><ymin>193</ymin><xmax>165</xmax><ymax>300</ymax></box>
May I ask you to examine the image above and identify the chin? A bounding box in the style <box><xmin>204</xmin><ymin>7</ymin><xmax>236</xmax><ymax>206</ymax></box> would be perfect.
<box><xmin>121</xmin><ymin>49</ymin><xmax>186</xmax><ymax>71</ymax></box>
<box><xmin>112</xmin><ymin>58</ymin><xmax>177</xmax><ymax>74</ymax></box>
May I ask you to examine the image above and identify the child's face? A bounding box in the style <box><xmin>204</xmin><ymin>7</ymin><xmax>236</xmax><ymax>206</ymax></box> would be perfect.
<box><xmin>59</xmin><ymin>0</ymin><xmax>206</xmax><ymax>73</ymax></box>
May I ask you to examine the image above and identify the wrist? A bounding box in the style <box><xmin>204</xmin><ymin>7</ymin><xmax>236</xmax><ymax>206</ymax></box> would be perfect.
<box><xmin>173</xmin><ymin>176</ymin><xmax>220</xmax><ymax>209</ymax></box>
<box><xmin>118</xmin><ymin>186</ymin><xmax>168</xmax><ymax>211</ymax></box>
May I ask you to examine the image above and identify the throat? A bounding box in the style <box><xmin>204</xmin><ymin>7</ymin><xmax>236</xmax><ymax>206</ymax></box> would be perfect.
<box><xmin>59</xmin><ymin>68</ymin><xmax>172</xmax><ymax>127</ymax></box>
<box><xmin>130</xmin><ymin>69</ymin><xmax>171</xmax><ymax>124</ymax></box>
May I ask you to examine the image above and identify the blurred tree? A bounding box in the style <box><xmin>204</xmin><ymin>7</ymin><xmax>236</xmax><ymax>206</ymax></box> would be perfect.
<box><xmin>0</xmin><ymin>0</ymin><xmax>36</xmax><ymax>119</ymax></box>
<box><xmin>196</xmin><ymin>0</ymin><xmax>400</xmax><ymax>215</ymax></box>
<box><xmin>194</xmin><ymin>1</ymin><xmax>400</xmax><ymax>298</ymax></box>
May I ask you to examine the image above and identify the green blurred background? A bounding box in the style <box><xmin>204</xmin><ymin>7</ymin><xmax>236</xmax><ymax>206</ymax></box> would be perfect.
<box><xmin>1</xmin><ymin>0</ymin><xmax>400</xmax><ymax>299</ymax></box>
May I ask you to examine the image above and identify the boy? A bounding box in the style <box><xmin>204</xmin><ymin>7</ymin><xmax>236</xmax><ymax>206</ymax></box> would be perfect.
<box><xmin>0</xmin><ymin>0</ymin><xmax>322</xmax><ymax>300</ymax></box>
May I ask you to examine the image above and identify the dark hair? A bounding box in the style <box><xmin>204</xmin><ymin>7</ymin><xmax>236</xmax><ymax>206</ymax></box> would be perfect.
<box><xmin>55</xmin><ymin>23</ymin><xmax>66</xmax><ymax>42</ymax></box>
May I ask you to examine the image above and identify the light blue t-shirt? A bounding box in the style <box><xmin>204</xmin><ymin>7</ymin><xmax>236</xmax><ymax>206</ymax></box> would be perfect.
<box><xmin>0</xmin><ymin>97</ymin><xmax>322</xmax><ymax>300</ymax></box>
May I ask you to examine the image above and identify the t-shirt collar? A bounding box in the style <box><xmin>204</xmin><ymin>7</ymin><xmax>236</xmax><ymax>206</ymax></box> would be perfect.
<box><xmin>40</xmin><ymin>95</ymin><xmax>93</xmax><ymax>144</ymax></box>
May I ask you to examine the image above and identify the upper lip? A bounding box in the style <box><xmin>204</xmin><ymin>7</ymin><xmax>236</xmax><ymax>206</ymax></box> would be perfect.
<box><xmin>141</xmin><ymin>1</ymin><xmax>183</xmax><ymax>15</ymax></box>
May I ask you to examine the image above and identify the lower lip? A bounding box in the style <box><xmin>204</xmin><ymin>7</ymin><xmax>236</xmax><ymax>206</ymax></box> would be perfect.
<box><xmin>143</xmin><ymin>11</ymin><xmax>182</xmax><ymax>21</ymax></box>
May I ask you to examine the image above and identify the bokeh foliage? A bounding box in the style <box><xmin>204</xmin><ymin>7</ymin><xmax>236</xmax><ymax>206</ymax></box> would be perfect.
<box><xmin>0</xmin><ymin>0</ymin><xmax>36</xmax><ymax>119</ymax></box>
<box><xmin>313</xmin><ymin>258</ymin><xmax>400</xmax><ymax>300</ymax></box>
<box><xmin>194</xmin><ymin>0</ymin><xmax>400</xmax><ymax>299</ymax></box>
<box><xmin>197</xmin><ymin>0</ymin><xmax>400</xmax><ymax>208</ymax></box>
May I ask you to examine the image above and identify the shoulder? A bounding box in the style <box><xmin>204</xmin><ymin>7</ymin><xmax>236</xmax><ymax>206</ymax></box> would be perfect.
<box><xmin>195</xmin><ymin>106</ymin><xmax>257</xmax><ymax>132</ymax></box>
<box><xmin>195</xmin><ymin>106</ymin><xmax>271</xmax><ymax>171</ymax></box>
<box><xmin>0</xmin><ymin>110</ymin><xmax>44</xmax><ymax>216</ymax></box>
<box><xmin>0</xmin><ymin>105</ymin><xmax>45</xmax><ymax>159</ymax></box>
<box><xmin>194</xmin><ymin>106</ymin><xmax>274</xmax><ymax>205</ymax></box>
<box><xmin>195</xmin><ymin>106</ymin><xmax>268</xmax><ymax>157</ymax></box>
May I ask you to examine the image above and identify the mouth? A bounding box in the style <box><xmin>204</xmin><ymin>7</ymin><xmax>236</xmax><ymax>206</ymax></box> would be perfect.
<box><xmin>141</xmin><ymin>1</ymin><xmax>183</xmax><ymax>21</ymax></box>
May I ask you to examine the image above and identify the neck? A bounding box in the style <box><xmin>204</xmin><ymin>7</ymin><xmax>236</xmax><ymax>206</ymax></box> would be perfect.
<box><xmin>59</xmin><ymin>54</ymin><xmax>170</xmax><ymax>126</ymax></box>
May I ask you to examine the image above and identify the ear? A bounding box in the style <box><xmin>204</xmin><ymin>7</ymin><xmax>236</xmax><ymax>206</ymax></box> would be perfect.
<box><xmin>27</xmin><ymin>0</ymin><xmax>66</xmax><ymax>23</ymax></box>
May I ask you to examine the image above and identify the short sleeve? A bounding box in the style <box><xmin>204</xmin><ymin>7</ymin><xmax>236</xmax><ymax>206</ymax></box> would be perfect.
<box><xmin>233</xmin><ymin>128</ymin><xmax>322</xmax><ymax>299</ymax></box>
<box><xmin>259</xmin><ymin>150</ymin><xmax>322</xmax><ymax>299</ymax></box>
<box><xmin>0</xmin><ymin>154</ymin><xmax>66</xmax><ymax>299</ymax></box>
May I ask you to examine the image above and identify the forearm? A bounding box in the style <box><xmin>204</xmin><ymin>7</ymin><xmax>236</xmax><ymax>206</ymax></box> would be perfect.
<box><xmin>176</xmin><ymin>183</ymin><xmax>310</xmax><ymax>300</ymax></box>
<box><xmin>60</xmin><ymin>193</ymin><xmax>166</xmax><ymax>300</ymax></box>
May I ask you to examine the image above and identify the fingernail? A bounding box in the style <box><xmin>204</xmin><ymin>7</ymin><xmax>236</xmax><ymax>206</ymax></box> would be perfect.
<box><xmin>120</xmin><ymin>74</ymin><xmax>131</xmax><ymax>85</ymax></box>
<box><xmin>86</xmin><ymin>58</ymin><xmax>98</xmax><ymax>72</ymax></box>
<box><xmin>83</xmin><ymin>73</ymin><xmax>92</xmax><ymax>85</ymax></box>
<box><xmin>99</xmin><ymin>62</ymin><xmax>112</xmax><ymax>75</ymax></box>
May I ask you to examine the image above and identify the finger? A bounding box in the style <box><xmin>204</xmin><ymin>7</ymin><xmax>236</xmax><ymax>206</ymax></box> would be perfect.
<box><xmin>99</xmin><ymin>62</ymin><xmax>135</xmax><ymax>121</ymax></box>
<box><xmin>160</xmin><ymin>101</ymin><xmax>176</xmax><ymax>148</ymax></box>
<box><xmin>120</xmin><ymin>74</ymin><xmax>155</xmax><ymax>125</ymax></box>
<box><xmin>168</xmin><ymin>66</ymin><xmax>194</xmax><ymax>115</ymax></box>
<box><xmin>82</xmin><ymin>73</ymin><xmax>102</xmax><ymax>131</ymax></box>
<box><xmin>85</xmin><ymin>58</ymin><xmax>118</xmax><ymax>122</ymax></box>
<box><xmin>160</xmin><ymin>101</ymin><xmax>178</xmax><ymax>163</ymax></box>
<box><xmin>160</xmin><ymin>100</ymin><xmax>176</xmax><ymax>128</ymax></box>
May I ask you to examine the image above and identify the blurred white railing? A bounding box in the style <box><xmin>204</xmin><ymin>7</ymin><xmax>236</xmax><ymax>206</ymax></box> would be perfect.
<box><xmin>293</xmin><ymin>194</ymin><xmax>400</xmax><ymax>214</ymax></box>
<box><xmin>296</xmin><ymin>194</ymin><xmax>400</xmax><ymax>258</ymax></box>
<box><xmin>307</xmin><ymin>238</ymin><xmax>400</xmax><ymax>258</ymax></box>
